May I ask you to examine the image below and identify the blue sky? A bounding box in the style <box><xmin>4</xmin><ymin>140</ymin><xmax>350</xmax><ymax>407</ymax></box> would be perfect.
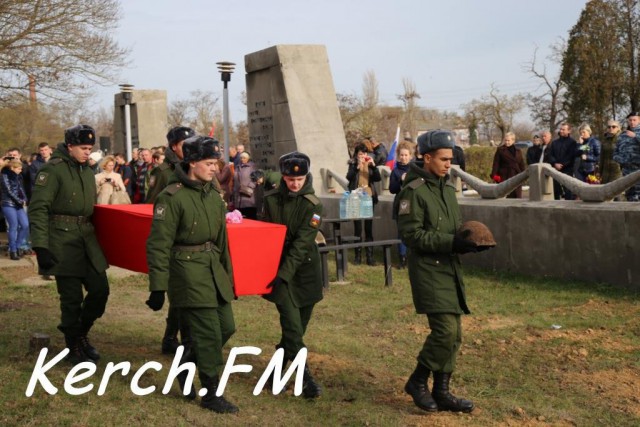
<box><xmin>91</xmin><ymin>0</ymin><xmax>588</xmax><ymax>123</ymax></box>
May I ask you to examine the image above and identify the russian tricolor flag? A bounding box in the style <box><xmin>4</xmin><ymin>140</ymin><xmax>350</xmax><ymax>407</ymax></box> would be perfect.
<box><xmin>386</xmin><ymin>125</ymin><xmax>400</xmax><ymax>169</ymax></box>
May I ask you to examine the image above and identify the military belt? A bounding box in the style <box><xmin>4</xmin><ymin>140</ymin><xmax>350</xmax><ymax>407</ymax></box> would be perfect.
<box><xmin>50</xmin><ymin>214</ymin><xmax>90</xmax><ymax>224</ymax></box>
<box><xmin>172</xmin><ymin>241</ymin><xmax>219</xmax><ymax>252</ymax></box>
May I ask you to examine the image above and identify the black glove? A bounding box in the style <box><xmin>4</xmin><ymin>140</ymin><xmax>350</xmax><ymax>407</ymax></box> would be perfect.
<box><xmin>267</xmin><ymin>277</ymin><xmax>285</xmax><ymax>292</ymax></box>
<box><xmin>146</xmin><ymin>291</ymin><xmax>165</xmax><ymax>311</ymax></box>
<box><xmin>452</xmin><ymin>230</ymin><xmax>478</xmax><ymax>255</ymax></box>
<box><xmin>33</xmin><ymin>247</ymin><xmax>59</xmax><ymax>270</ymax></box>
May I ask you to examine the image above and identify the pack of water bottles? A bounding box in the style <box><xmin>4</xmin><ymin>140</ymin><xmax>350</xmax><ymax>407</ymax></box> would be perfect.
<box><xmin>339</xmin><ymin>188</ymin><xmax>373</xmax><ymax>219</ymax></box>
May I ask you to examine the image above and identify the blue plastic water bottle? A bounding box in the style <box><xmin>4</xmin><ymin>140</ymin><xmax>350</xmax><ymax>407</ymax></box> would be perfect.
<box><xmin>360</xmin><ymin>191</ymin><xmax>373</xmax><ymax>218</ymax></box>
<box><xmin>339</xmin><ymin>192</ymin><xmax>349</xmax><ymax>219</ymax></box>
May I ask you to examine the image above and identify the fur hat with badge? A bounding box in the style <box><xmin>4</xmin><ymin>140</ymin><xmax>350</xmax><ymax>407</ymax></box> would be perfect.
<box><xmin>181</xmin><ymin>136</ymin><xmax>221</xmax><ymax>164</ymax></box>
<box><xmin>166</xmin><ymin>126</ymin><xmax>196</xmax><ymax>146</ymax></box>
<box><xmin>65</xmin><ymin>124</ymin><xmax>96</xmax><ymax>146</ymax></box>
<box><xmin>279</xmin><ymin>151</ymin><xmax>310</xmax><ymax>176</ymax></box>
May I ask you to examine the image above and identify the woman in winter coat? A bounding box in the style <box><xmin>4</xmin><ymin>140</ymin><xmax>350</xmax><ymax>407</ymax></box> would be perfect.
<box><xmin>1</xmin><ymin>159</ymin><xmax>29</xmax><ymax>260</ymax></box>
<box><xmin>389</xmin><ymin>141</ymin><xmax>413</xmax><ymax>268</ymax></box>
<box><xmin>575</xmin><ymin>123</ymin><xmax>602</xmax><ymax>183</ymax></box>
<box><xmin>491</xmin><ymin>132</ymin><xmax>526</xmax><ymax>198</ymax></box>
<box><xmin>346</xmin><ymin>142</ymin><xmax>381</xmax><ymax>265</ymax></box>
<box><xmin>233</xmin><ymin>151</ymin><xmax>258</xmax><ymax>219</ymax></box>
<box><xmin>95</xmin><ymin>156</ymin><xmax>128</xmax><ymax>204</ymax></box>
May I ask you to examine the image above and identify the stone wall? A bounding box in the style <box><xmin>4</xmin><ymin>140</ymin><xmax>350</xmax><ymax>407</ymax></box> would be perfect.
<box><xmin>319</xmin><ymin>195</ymin><xmax>640</xmax><ymax>289</ymax></box>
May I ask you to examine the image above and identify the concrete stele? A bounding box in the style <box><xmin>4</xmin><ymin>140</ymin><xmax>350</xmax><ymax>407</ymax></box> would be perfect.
<box><xmin>245</xmin><ymin>45</ymin><xmax>348</xmax><ymax>194</ymax></box>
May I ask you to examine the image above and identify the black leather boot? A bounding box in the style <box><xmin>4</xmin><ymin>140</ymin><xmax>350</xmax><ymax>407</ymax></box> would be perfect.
<box><xmin>9</xmin><ymin>251</ymin><xmax>19</xmax><ymax>260</ymax></box>
<box><xmin>78</xmin><ymin>324</ymin><xmax>100</xmax><ymax>361</ymax></box>
<box><xmin>200</xmin><ymin>375</ymin><xmax>239</xmax><ymax>414</ymax></box>
<box><xmin>64</xmin><ymin>335</ymin><xmax>91</xmax><ymax>365</ymax></box>
<box><xmin>162</xmin><ymin>318</ymin><xmax>180</xmax><ymax>355</ymax></box>
<box><xmin>404</xmin><ymin>363</ymin><xmax>437</xmax><ymax>412</ymax></box>
<box><xmin>432</xmin><ymin>372</ymin><xmax>474</xmax><ymax>413</ymax></box>
<box><xmin>176</xmin><ymin>347</ymin><xmax>196</xmax><ymax>400</ymax></box>
<box><xmin>354</xmin><ymin>248</ymin><xmax>362</xmax><ymax>265</ymax></box>
<box><xmin>366</xmin><ymin>247</ymin><xmax>376</xmax><ymax>266</ymax></box>
<box><xmin>302</xmin><ymin>365</ymin><xmax>322</xmax><ymax>399</ymax></box>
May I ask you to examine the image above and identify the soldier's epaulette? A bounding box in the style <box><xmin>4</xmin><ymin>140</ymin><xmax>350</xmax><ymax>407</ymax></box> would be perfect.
<box><xmin>49</xmin><ymin>158</ymin><xmax>64</xmax><ymax>165</ymax></box>
<box><xmin>264</xmin><ymin>188</ymin><xmax>279</xmax><ymax>198</ymax></box>
<box><xmin>407</xmin><ymin>178</ymin><xmax>425</xmax><ymax>189</ymax></box>
<box><xmin>445</xmin><ymin>181</ymin><xmax>456</xmax><ymax>189</ymax></box>
<box><xmin>164</xmin><ymin>183</ymin><xmax>183</xmax><ymax>195</ymax></box>
<box><xmin>158</xmin><ymin>162</ymin><xmax>170</xmax><ymax>171</ymax></box>
<box><xmin>303</xmin><ymin>194</ymin><xmax>320</xmax><ymax>205</ymax></box>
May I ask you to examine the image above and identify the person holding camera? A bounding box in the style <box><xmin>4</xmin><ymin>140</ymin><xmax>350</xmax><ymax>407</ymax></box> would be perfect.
<box><xmin>346</xmin><ymin>143</ymin><xmax>381</xmax><ymax>265</ymax></box>
<box><xmin>95</xmin><ymin>155</ymin><xmax>128</xmax><ymax>204</ymax></box>
<box><xmin>28</xmin><ymin>124</ymin><xmax>110</xmax><ymax>365</ymax></box>
<box><xmin>146</xmin><ymin>136</ymin><xmax>238</xmax><ymax>413</ymax></box>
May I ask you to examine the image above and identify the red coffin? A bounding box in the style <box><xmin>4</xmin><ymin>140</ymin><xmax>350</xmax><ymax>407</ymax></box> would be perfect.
<box><xmin>92</xmin><ymin>204</ymin><xmax>286</xmax><ymax>297</ymax></box>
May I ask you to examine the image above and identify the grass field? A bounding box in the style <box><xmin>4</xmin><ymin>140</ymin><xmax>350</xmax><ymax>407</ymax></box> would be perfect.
<box><xmin>0</xmin><ymin>259</ymin><xmax>639</xmax><ymax>426</ymax></box>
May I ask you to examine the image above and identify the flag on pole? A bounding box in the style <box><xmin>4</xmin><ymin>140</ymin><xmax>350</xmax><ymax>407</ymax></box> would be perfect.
<box><xmin>208</xmin><ymin>122</ymin><xmax>216</xmax><ymax>137</ymax></box>
<box><xmin>386</xmin><ymin>125</ymin><xmax>401</xmax><ymax>169</ymax></box>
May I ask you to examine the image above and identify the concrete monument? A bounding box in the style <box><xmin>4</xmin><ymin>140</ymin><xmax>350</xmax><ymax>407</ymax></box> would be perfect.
<box><xmin>113</xmin><ymin>89</ymin><xmax>168</xmax><ymax>154</ymax></box>
<box><xmin>245</xmin><ymin>45</ymin><xmax>348</xmax><ymax>194</ymax></box>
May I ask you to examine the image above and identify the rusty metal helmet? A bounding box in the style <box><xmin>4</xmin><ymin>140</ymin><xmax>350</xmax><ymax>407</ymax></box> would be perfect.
<box><xmin>457</xmin><ymin>221</ymin><xmax>496</xmax><ymax>247</ymax></box>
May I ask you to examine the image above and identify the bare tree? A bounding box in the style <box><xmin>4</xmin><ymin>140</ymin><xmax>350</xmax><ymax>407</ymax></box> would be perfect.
<box><xmin>167</xmin><ymin>91</ymin><xmax>220</xmax><ymax>135</ymax></box>
<box><xmin>0</xmin><ymin>0</ymin><xmax>129</xmax><ymax>104</ymax></box>
<box><xmin>397</xmin><ymin>77</ymin><xmax>421</xmax><ymax>141</ymax></box>
<box><xmin>463</xmin><ymin>85</ymin><xmax>525</xmax><ymax>144</ymax></box>
<box><xmin>525</xmin><ymin>44</ymin><xmax>568</xmax><ymax>132</ymax></box>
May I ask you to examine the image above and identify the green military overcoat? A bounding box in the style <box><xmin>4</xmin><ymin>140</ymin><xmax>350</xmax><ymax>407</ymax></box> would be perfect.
<box><xmin>29</xmin><ymin>143</ymin><xmax>108</xmax><ymax>276</ymax></box>
<box><xmin>146</xmin><ymin>165</ymin><xmax>234</xmax><ymax>308</ymax></box>
<box><xmin>396</xmin><ymin>163</ymin><xmax>469</xmax><ymax>315</ymax></box>
<box><xmin>262</xmin><ymin>176</ymin><xmax>323</xmax><ymax>307</ymax></box>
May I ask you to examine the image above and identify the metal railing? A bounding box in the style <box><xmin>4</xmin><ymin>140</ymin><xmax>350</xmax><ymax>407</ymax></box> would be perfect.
<box><xmin>321</xmin><ymin>164</ymin><xmax>640</xmax><ymax>203</ymax></box>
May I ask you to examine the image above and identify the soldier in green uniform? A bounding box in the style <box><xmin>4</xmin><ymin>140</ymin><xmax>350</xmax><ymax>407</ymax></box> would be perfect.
<box><xmin>29</xmin><ymin>124</ymin><xmax>110</xmax><ymax>365</ymax></box>
<box><xmin>262</xmin><ymin>152</ymin><xmax>323</xmax><ymax>398</ymax></box>
<box><xmin>146</xmin><ymin>136</ymin><xmax>238</xmax><ymax>414</ymax></box>
<box><xmin>397</xmin><ymin>130</ymin><xmax>480</xmax><ymax>413</ymax></box>
<box><xmin>145</xmin><ymin>126</ymin><xmax>195</xmax><ymax>355</ymax></box>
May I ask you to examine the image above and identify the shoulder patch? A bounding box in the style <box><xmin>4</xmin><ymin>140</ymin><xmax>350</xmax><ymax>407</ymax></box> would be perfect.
<box><xmin>408</xmin><ymin>178</ymin><xmax>425</xmax><ymax>190</ymax></box>
<box><xmin>310</xmin><ymin>213</ymin><xmax>321</xmax><ymax>228</ymax></box>
<box><xmin>398</xmin><ymin>199</ymin><xmax>411</xmax><ymax>215</ymax></box>
<box><xmin>154</xmin><ymin>203</ymin><xmax>168</xmax><ymax>220</ymax></box>
<box><xmin>35</xmin><ymin>172</ymin><xmax>49</xmax><ymax>186</ymax></box>
<box><xmin>303</xmin><ymin>194</ymin><xmax>320</xmax><ymax>205</ymax></box>
<box><xmin>165</xmin><ymin>183</ymin><xmax>182</xmax><ymax>195</ymax></box>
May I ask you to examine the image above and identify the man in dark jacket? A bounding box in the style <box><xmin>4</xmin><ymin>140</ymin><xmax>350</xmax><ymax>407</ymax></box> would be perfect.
<box><xmin>547</xmin><ymin>123</ymin><xmax>578</xmax><ymax>200</ymax></box>
<box><xmin>397</xmin><ymin>129</ymin><xmax>479</xmax><ymax>414</ymax></box>
<box><xmin>613</xmin><ymin>112</ymin><xmax>640</xmax><ymax>201</ymax></box>
<box><xmin>526</xmin><ymin>135</ymin><xmax>543</xmax><ymax>165</ymax></box>
<box><xmin>28</xmin><ymin>142</ymin><xmax>53</xmax><ymax>193</ymax></box>
<box><xmin>29</xmin><ymin>125</ymin><xmax>110</xmax><ymax>365</ymax></box>
<box><xmin>370</xmin><ymin>137</ymin><xmax>389</xmax><ymax>167</ymax></box>
<box><xmin>262</xmin><ymin>152</ymin><xmax>324</xmax><ymax>399</ymax></box>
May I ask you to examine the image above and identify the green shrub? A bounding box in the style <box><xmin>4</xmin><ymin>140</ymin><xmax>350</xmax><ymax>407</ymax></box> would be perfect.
<box><xmin>463</xmin><ymin>146</ymin><xmax>496</xmax><ymax>182</ymax></box>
